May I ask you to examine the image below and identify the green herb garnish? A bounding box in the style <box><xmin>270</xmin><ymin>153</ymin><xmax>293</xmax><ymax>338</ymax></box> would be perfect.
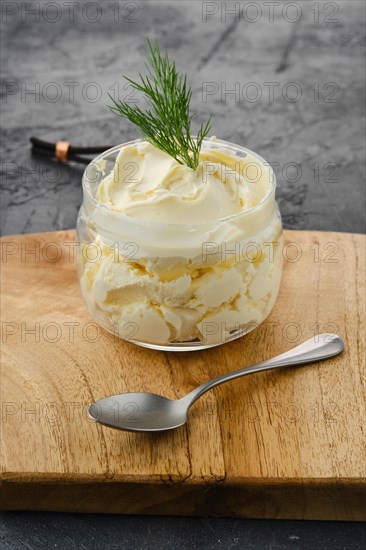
<box><xmin>108</xmin><ymin>39</ymin><xmax>211</xmax><ymax>170</ymax></box>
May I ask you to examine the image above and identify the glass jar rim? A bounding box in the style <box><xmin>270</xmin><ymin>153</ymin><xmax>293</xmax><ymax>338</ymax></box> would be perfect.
<box><xmin>81</xmin><ymin>137</ymin><xmax>277</xmax><ymax>229</ymax></box>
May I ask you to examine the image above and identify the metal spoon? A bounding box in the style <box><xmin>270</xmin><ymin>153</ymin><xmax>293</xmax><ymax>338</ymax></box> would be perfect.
<box><xmin>88</xmin><ymin>333</ymin><xmax>344</xmax><ymax>433</ymax></box>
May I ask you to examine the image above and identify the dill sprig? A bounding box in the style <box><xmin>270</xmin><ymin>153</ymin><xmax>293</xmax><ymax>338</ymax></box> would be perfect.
<box><xmin>108</xmin><ymin>39</ymin><xmax>211</xmax><ymax>170</ymax></box>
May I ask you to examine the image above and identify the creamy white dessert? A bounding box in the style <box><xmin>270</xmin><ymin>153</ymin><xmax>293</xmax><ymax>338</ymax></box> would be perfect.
<box><xmin>79</xmin><ymin>139</ymin><xmax>282</xmax><ymax>346</ymax></box>
<box><xmin>96</xmin><ymin>141</ymin><xmax>266</xmax><ymax>223</ymax></box>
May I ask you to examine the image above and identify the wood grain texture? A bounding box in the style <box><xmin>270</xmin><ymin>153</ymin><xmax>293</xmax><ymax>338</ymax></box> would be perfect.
<box><xmin>0</xmin><ymin>229</ymin><xmax>365</xmax><ymax>520</ymax></box>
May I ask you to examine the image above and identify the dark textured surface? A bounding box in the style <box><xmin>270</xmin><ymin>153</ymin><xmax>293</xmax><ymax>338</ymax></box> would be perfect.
<box><xmin>1</xmin><ymin>0</ymin><xmax>365</xmax><ymax>236</ymax></box>
<box><xmin>0</xmin><ymin>513</ymin><xmax>366</xmax><ymax>550</ymax></box>
<box><xmin>0</xmin><ymin>1</ymin><xmax>365</xmax><ymax>548</ymax></box>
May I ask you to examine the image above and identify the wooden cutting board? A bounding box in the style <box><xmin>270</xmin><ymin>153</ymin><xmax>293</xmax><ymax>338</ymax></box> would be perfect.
<box><xmin>0</xmin><ymin>229</ymin><xmax>365</xmax><ymax>520</ymax></box>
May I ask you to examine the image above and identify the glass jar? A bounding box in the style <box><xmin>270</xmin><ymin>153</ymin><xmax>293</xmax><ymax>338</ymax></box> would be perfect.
<box><xmin>76</xmin><ymin>138</ymin><xmax>283</xmax><ymax>351</ymax></box>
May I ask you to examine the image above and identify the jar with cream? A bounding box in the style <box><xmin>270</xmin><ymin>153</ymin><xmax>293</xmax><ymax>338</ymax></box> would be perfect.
<box><xmin>76</xmin><ymin>137</ymin><xmax>283</xmax><ymax>351</ymax></box>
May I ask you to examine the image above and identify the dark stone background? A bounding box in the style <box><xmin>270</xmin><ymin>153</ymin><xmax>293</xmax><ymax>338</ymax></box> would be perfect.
<box><xmin>1</xmin><ymin>0</ymin><xmax>365</xmax><ymax>236</ymax></box>
<box><xmin>0</xmin><ymin>1</ymin><xmax>365</xmax><ymax>548</ymax></box>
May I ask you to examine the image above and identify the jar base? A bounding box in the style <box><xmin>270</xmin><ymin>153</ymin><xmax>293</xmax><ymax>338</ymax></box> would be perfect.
<box><xmin>117</xmin><ymin>324</ymin><xmax>257</xmax><ymax>352</ymax></box>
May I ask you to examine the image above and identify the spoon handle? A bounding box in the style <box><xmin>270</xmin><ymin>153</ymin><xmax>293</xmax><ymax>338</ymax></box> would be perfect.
<box><xmin>183</xmin><ymin>334</ymin><xmax>344</xmax><ymax>406</ymax></box>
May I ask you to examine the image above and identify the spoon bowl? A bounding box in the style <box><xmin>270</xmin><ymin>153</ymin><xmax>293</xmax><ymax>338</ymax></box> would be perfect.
<box><xmin>89</xmin><ymin>392</ymin><xmax>188</xmax><ymax>432</ymax></box>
